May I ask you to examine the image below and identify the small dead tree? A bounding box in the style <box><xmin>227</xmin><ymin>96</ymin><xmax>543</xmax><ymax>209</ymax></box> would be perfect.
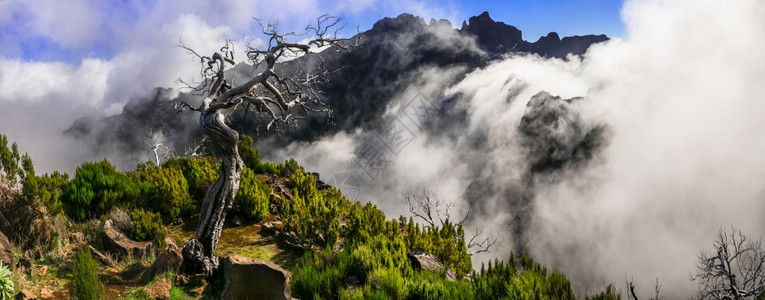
<box><xmin>691</xmin><ymin>227</ymin><xmax>765</xmax><ymax>300</ymax></box>
<box><xmin>404</xmin><ymin>188</ymin><xmax>497</xmax><ymax>255</ymax></box>
<box><xmin>175</xmin><ymin>15</ymin><xmax>356</xmax><ymax>276</ymax></box>
<box><xmin>140</xmin><ymin>128</ymin><xmax>171</xmax><ymax>165</ymax></box>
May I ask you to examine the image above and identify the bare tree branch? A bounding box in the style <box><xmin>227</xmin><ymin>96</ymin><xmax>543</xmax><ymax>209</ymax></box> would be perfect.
<box><xmin>177</xmin><ymin>15</ymin><xmax>358</xmax><ymax>276</ymax></box>
<box><xmin>404</xmin><ymin>187</ymin><xmax>497</xmax><ymax>255</ymax></box>
<box><xmin>692</xmin><ymin>227</ymin><xmax>765</xmax><ymax>299</ymax></box>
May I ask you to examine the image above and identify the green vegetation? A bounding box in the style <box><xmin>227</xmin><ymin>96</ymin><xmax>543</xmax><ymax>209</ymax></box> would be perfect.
<box><xmin>472</xmin><ymin>254</ymin><xmax>575</xmax><ymax>299</ymax></box>
<box><xmin>237</xmin><ymin>134</ymin><xmax>304</xmax><ymax>176</ymax></box>
<box><xmin>61</xmin><ymin>160</ymin><xmax>140</xmax><ymax>221</ymax></box>
<box><xmin>281</xmin><ymin>170</ymin><xmax>346</xmax><ymax>247</ymax></box>
<box><xmin>0</xmin><ymin>262</ymin><xmax>13</xmax><ymax>300</ymax></box>
<box><xmin>0</xmin><ymin>132</ymin><xmax>625</xmax><ymax>299</ymax></box>
<box><xmin>131</xmin><ymin>209</ymin><xmax>167</xmax><ymax>251</ymax></box>
<box><xmin>233</xmin><ymin>167</ymin><xmax>271</xmax><ymax>221</ymax></box>
<box><xmin>22</xmin><ymin>171</ymin><xmax>69</xmax><ymax>215</ymax></box>
<box><xmin>70</xmin><ymin>248</ymin><xmax>105</xmax><ymax>300</ymax></box>
<box><xmin>0</xmin><ymin>134</ymin><xmax>23</xmax><ymax>185</ymax></box>
<box><xmin>162</xmin><ymin>156</ymin><xmax>218</xmax><ymax>202</ymax></box>
<box><xmin>131</xmin><ymin>163</ymin><xmax>194</xmax><ymax>221</ymax></box>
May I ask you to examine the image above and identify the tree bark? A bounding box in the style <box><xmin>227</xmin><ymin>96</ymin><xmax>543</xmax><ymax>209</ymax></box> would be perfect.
<box><xmin>182</xmin><ymin>107</ymin><xmax>243</xmax><ymax>276</ymax></box>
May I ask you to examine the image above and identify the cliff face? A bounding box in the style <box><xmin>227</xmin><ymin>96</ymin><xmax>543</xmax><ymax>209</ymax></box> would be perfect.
<box><xmin>64</xmin><ymin>11</ymin><xmax>609</xmax><ymax>169</ymax></box>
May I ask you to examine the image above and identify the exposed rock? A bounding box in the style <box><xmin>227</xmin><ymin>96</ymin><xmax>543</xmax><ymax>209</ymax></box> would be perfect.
<box><xmin>102</xmin><ymin>220</ymin><xmax>155</xmax><ymax>259</ymax></box>
<box><xmin>36</xmin><ymin>265</ymin><xmax>48</xmax><ymax>276</ymax></box>
<box><xmin>229</xmin><ymin>215</ymin><xmax>242</xmax><ymax>227</ymax></box>
<box><xmin>86</xmin><ymin>245</ymin><xmax>117</xmax><ymax>268</ymax></box>
<box><xmin>120</xmin><ymin>262</ymin><xmax>148</xmax><ymax>281</ymax></box>
<box><xmin>69</xmin><ymin>232</ymin><xmax>86</xmax><ymax>245</ymax></box>
<box><xmin>260</xmin><ymin>221</ymin><xmax>284</xmax><ymax>237</ymax></box>
<box><xmin>408</xmin><ymin>253</ymin><xmax>456</xmax><ymax>281</ymax></box>
<box><xmin>0</xmin><ymin>212</ymin><xmax>11</xmax><ymax>241</ymax></box>
<box><xmin>38</xmin><ymin>288</ymin><xmax>52</xmax><ymax>299</ymax></box>
<box><xmin>273</xmin><ymin>184</ymin><xmax>293</xmax><ymax>201</ymax></box>
<box><xmin>343</xmin><ymin>275</ymin><xmax>360</xmax><ymax>287</ymax></box>
<box><xmin>190</xmin><ymin>286</ymin><xmax>206</xmax><ymax>296</ymax></box>
<box><xmin>15</xmin><ymin>290</ymin><xmax>36</xmax><ymax>300</ymax></box>
<box><xmin>147</xmin><ymin>277</ymin><xmax>172</xmax><ymax>300</ymax></box>
<box><xmin>279</xmin><ymin>231</ymin><xmax>305</xmax><ymax>253</ymax></box>
<box><xmin>176</xmin><ymin>273</ymin><xmax>205</xmax><ymax>287</ymax></box>
<box><xmin>221</xmin><ymin>255</ymin><xmax>291</xmax><ymax>300</ymax></box>
<box><xmin>165</xmin><ymin>237</ymin><xmax>177</xmax><ymax>250</ymax></box>
<box><xmin>461</xmin><ymin>11</ymin><xmax>523</xmax><ymax>53</ymax></box>
<box><xmin>0</xmin><ymin>231</ymin><xmax>13</xmax><ymax>269</ymax></box>
<box><xmin>147</xmin><ymin>248</ymin><xmax>183</xmax><ymax>279</ymax></box>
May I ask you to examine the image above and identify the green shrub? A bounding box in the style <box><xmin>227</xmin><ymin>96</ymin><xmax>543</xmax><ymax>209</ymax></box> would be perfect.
<box><xmin>406</xmin><ymin>271</ymin><xmax>473</xmax><ymax>300</ymax></box>
<box><xmin>585</xmin><ymin>285</ymin><xmax>621</xmax><ymax>300</ymax></box>
<box><xmin>131</xmin><ymin>209</ymin><xmax>167</xmax><ymax>250</ymax></box>
<box><xmin>70</xmin><ymin>248</ymin><xmax>104</xmax><ymax>300</ymax></box>
<box><xmin>291</xmin><ymin>249</ymin><xmax>351</xmax><ymax>299</ymax></box>
<box><xmin>370</xmin><ymin>267</ymin><xmax>408</xmax><ymax>300</ymax></box>
<box><xmin>339</xmin><ymin>287</ymin><xmax>364</xmax><ymax>300</ymax></box>
<box><xmin>278</xmin><ymin>158</ymin><xmax>304</xmax><ymax>177</ymax></box>
<box><xmin>281</xmin><ymin>171</ymin><xmax>352</xmax><ymax>247</ymax></box>
<box><xmin>61</xmin><ymin>160</ymin><xmax>140</xmax><ymax>221</ymax></box>
<box><xmin>472</xmin><ymin>254</ymin><xmax>576</xmax><ymax>300</ymax></box>
<box><xmin>237</xmin><ymin>135</ymin><xmax>261</xmax><ymax>171</ymax></box>
<box><xmin>132</xmin><ymin>164</ymin><xmax>194</xmax><ymax>221</ymax></box>
<box><xmin>257</xmin><ymin>161</ymin><xmax>280</xmax><ymax>175</ymax></box>
<box><xmin>0</xmin><ymin>134</ymin><xmax>21</xmax><ymax>185</ymax></box>
<box><xmin>162</xmin><ymin>157</ymin><xmax>218</xmax><ymax>202</ymax></box>
<box><xmin>0</xmin><ymin>262</ymin><xmax>13</xmax><ymax>300</ymax></box>
<box><xmin>22</xmin><ymin>171</ymin><xmax>69</xmax><ymax>215</ymax></box>
<box><xmin>234</xmin><ymin>167</ymin><xmax>271</xmax><ymax>221</ymax></box>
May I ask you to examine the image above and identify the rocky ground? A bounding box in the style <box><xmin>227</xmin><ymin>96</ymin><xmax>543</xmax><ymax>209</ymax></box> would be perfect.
<box><xmin>0</xmin><ymin>175</ymin><xmax>304</xmax><ymax>300</ymax></box>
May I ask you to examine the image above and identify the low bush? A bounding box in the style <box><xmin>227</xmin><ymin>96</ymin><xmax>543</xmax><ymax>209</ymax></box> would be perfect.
<box><xmin>135</xmin><ymin>165</ymin><xmax>194</xmax><ymax>221</ymax></box>
<box><xmin>233</xmin><ymin>167</ymin><xmax>271</xmax><ymax>221</ymax></box>
<box><xmin>22</xmin><ymin>171</ymin><xmax>69</xmax><ymax>215</ymax></box>
<box><xmin>61</xmin><ymin>160</ymin><xmax>140</xmax><ymax>221</ymax></box>
<box><xmin>70</xmin><ymin>248</ymin><xmax>104</xmax><ymax>300</ymax></box>
<box><xmin>162</xmin><ymin>157</ymin><xmax>218</xmax><ymax>202</ymax></box>
<box><xmin>131</xmin><ymin>209</ymin><xmax>167</xmax><ymax>250</ymax></box>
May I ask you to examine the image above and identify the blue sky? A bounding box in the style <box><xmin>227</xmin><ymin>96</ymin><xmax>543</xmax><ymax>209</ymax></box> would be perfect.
<box><xmin>0</xmin><ymin>0</ymin><xmax>625</xmax><ymax>64</ymax></box>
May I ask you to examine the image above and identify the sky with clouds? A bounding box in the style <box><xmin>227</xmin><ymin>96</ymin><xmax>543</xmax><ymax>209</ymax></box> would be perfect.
<box><xmin>0</xmin><ymin>0</ymin><xmax>624</xmax><ymax>171</ymax></box>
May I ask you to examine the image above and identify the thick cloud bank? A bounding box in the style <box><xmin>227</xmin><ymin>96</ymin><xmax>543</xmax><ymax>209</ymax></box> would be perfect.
<box><xmin>2</xmin><ymin>0</ymin><xmax>764</xmax><ymax>297</ymax></box>
<box><xmin>276</xmin><ymin>0</ymin><xmax>765</xmax><ymax>296</ymax></box>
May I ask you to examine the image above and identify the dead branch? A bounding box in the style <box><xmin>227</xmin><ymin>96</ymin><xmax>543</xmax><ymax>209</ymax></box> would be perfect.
<box><xmin>692</xmin><ymin>227</ymin><xmax>765</xmax><ymax>299</ymax></box>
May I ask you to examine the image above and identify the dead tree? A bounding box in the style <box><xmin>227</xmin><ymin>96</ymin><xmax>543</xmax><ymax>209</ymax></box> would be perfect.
<box><xmin>692</xmin><ymin>227</ymin><xmax>765</xmax><ymax>300</ymax></box>
<box><xmin>175</xmin><ymin>15</ymin><xmax>356</xmax><ymax>276</ymax></box>
<box><xmin>404</xmin><ymin>188</ymin><xmax>497</xmax><ymax>255</ymax></box>
<box><xmin>140</xmin><ymin>128</ymin><xmax>170</xmax><ymax>165</ymax></box>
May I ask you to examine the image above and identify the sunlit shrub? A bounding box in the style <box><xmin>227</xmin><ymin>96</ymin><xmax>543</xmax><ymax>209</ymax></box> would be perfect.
<box><xmin>70</xmin><ymin>248</ymin><xmax>104</xmax><ymax>300</ymax></box>
<box><xmin>234</xmin><ymin>167</ymin><xmax>271</xmax><ymax>221</ymax></box>
<box><xmin>131</xmin><ymin>209</ymin><xmax>167</xmax><ymax>250</ymax></box>
<box><xmin>61</xmin><ymin>159</ymin><xmax>140</xmax><ymax>221</ymax></box>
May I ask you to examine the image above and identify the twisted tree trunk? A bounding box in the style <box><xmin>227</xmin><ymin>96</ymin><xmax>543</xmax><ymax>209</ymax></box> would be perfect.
<box><xmin>182</xmin><ymin>106</ymin><xmax>243</xmax><ymax>276</ymax></box>
<box><xmin>176</xmin><ymin>17</ymin><xmax>353</xmax><ymax>277</ymax></box>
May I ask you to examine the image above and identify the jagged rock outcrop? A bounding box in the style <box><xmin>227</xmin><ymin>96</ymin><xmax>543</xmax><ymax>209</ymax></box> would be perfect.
<box><xmin>102</xmin><ymin>220</ymin><xmax>155</xmax><ymax>259</ymax></box>
<box><xmin>461</xmin><ymin>11</ymin><xmax>524</xmax><ymax>53</ymax></box>
<box><xmin>64</xmin><ymin>11</ymin><xmax>608</xmax><ymax>165</ymax></box>
<box><xmin>220</xmin><ymin>255</ymin><xmax>291</xmax><ymax>300</ymax></box>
